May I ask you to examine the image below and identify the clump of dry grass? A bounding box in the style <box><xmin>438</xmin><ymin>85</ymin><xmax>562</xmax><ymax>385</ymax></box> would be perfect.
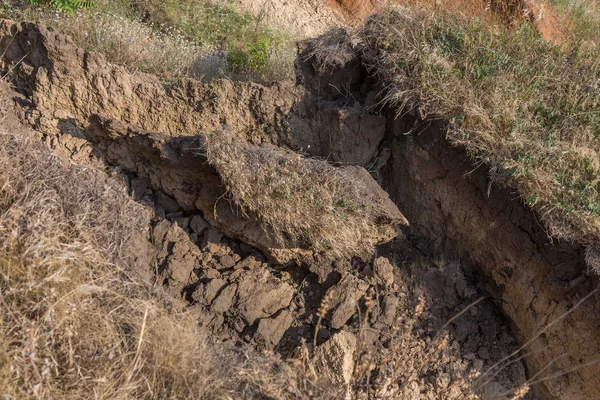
<box><xmin>203</xmin><ymin>130</ymin><xmax>405</xmax><ymax>260</ymax></box>
<box><xmin>1</xmin><ymin>0</ymin><xmax>296</xmax><ymax>82</ymax></box>
<box><xmin>308</xmin><ymin>5</ymin><xmax>600</xmax><ymax>271</ymax></box>
<box><xmin>51</xmin><ymin>11</ymin><xmax>220</xmax><ymax>81</ymax></box>
<box><xmin>0</xmin><ymin>127</ymin><xmax>342</xmax><ymax>399</ymax></box>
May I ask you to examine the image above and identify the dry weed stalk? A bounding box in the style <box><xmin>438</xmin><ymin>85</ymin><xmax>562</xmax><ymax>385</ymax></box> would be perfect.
<box><xmin>314</xmin><ymin>289</ymin><xmax>334</xmax><ymax>349</ymax></box>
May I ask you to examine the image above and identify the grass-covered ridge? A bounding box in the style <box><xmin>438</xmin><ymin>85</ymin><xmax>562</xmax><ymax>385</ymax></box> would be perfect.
<box><xmin>0</xmin><ymin>0</ymin><xmax>294</xmax><ymax>81</ymax></box>
<box><xmin>349</xmin><ymin>6</ymin><xmax>600</xmax><ymax>261</ymax></box>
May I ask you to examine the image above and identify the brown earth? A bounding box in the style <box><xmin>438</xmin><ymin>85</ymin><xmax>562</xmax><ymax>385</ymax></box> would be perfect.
<box><xmin>0</xmin><ymin>19</ymin><xmax>542</xmax><ymax>398</ymax></box>
<box><xmin>297</xmin><ymin>35</ymin><xmax>600</xmax><ymax>399</ymax></box>
<box><xmin>0</xmin><ymin>19</ymin><xmax>405</xmax><ymax>264</ymax></box>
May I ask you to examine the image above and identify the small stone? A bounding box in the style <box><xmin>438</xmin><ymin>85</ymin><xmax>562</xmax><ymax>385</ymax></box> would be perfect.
<box><xmin>314</xmin><ymin>331</ymin><xmax>357</xmax><ymax>386</ymax></box>
<box><xmin>373</xmin><ymin>257</ymin><xmax>395</xmax><ymax>287</ymax></box>
<box><xmin>235</xmin><ymin>268</ymin><xmax>295</xmax><ymax>325</ymax></box>
<box><xmin>235</xmin><ymin>256</ymin><xmax>262</xmax><ymax>270</ymax></box>
<box><xmin>219</xmin><ymin>254</ymin><xmax>237</xmax><ymax>269</ymax></box>
<box><xmin>203</xmin><ymin>268</ymin><xmax>221</xmax><ymax>279</ymax></box>
<box><xmin>327</xmin><ymin>274</ymin><xmax>369</xmax><ymax>329</ymax></box>
<box><xmin>157</xmin><ymin>192</ymin><xmax>180</xmax><ymax>213</ymax></box>
<box><xmin>211</xmin><ymin>284</ymin><xmax>237</xmax><ymax>314</ymax></box>
<box><xmin>190</xmin><ymin>215</ymin><xmax>210</xmax><ymax>234</ymax></box>
<box><xmin>482</xmin><ymin>382</ymin><xmax>507</xmax><ymax>399</ymax></box>
<box><xmin>454</xmin><ymin>319</ymin><xmax>476</xmax><ymax>342</ymax></box>
<box><xmin>380</xmin><ymin>294</ymin><xmax>399</xmax><ymax>326</ymax></box>
<box><xmin>193</xmin><ymin>278</ymin><xmax>226</xmax><ymax>305</ymax></box>
<box><xmin>255</xmin><ymin>310</ymin><xmax>294</xmax><ymax>348</ymax></box>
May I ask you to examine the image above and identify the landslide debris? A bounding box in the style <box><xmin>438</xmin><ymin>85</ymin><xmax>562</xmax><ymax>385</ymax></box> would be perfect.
<box><xmin>204</xmin><ymin>129</ymin><xmax>407</xmax><ymax>260</ymax></box>
<box><xmin>0</xmin><ymin>16</ymin><xmax>537</xmax><ymax>399</ymax></box>
<box><xmin>0</xmin><ymin>18</ymin><xmax>405</xmax><ymax>263</ymax></box>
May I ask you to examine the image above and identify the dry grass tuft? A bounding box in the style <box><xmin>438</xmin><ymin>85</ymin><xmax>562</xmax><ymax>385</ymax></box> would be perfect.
<box><xmin>203</xmin><ymin>130</ymin><xmax>403</xmax><ymax>260</ymax></box>
<box><xmin>0</xmin><ymin>127</ymin><xmax>341</xmax><ymax>399</ymax></box>
<box><xmin>300</xmin><ymin>27</ymin><xmax>358</xmax><ymax>72</ymax></box>
<box><xmin>49</xmin><ymin>11</ymin><xmax>219</xmax><ymax>81</ymax></box>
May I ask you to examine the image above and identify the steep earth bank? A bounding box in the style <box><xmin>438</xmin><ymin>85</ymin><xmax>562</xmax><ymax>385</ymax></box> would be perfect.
<box><xmin>294</xmin><ymin>37</ymin><xmax>600</xmax><ymax>399</ymax></box>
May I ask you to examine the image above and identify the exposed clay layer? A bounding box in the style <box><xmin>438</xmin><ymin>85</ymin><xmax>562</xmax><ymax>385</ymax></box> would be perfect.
<box><xmin>381</xmin><ymin>118</ymin><xmax>600</xmax><ymax>399</ymax></box>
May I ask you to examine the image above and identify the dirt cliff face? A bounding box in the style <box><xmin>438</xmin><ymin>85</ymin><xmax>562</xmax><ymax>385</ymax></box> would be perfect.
<box><xmin>0</xmin><ymin>19</ymin><xmax>404</xmax><ymax>264</ymax></box>
<box><xmin>0</xmin><ymin>20</ymin><xmax>297</xmax><ymax>144</ymax></box>
<box><xmin>296</xmin><ymin>39</ymin><xmax>600</xmax><ymax>399</ymax></box>
<box><xmin>382</xmin><ymin>119</ymin><xmax>600</xmax><ymax>400</ymax></box>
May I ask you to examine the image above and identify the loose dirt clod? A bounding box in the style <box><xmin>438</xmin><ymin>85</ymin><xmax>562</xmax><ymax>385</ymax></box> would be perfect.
<box><xmin>204</xmin><ymin>129</ymin><xmax>407</xmax><ymax>260</ymax></box>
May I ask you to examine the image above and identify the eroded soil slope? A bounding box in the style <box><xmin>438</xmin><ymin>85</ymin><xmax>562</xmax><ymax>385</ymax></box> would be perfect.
<box><xmin>296</xmin><ymin>31</ymin><xmax>600</xmax><ymax>400</ymax></box>
<box><xmin>0</xmin><ymin>19</ymin><xmax>538</xmax><ymax>399</ymax></box>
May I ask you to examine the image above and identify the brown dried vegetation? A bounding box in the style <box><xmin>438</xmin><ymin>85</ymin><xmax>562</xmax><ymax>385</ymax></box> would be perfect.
<box><xmin>0</xmin><ymin>127</ymin><xmax>326</xmax><ymax>399</ymax></box>
<box><xmin>203</xmin><ymin>130</ymin><xmax>407</xmax><ymax>260</ymax></box>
